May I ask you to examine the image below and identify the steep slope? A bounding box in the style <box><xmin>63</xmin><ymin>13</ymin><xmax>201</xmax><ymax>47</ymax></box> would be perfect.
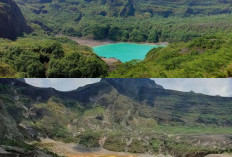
<box><xmin>0</xmin><ymin>0</ymin><xmax>30</xmax><ymax>39</ymax></box>
<box><xmin>1</xmin><ymin>78</ymin><xmax>232</xmax><ymax>126</ymax></box>
<box><xmin>100</xmin><ymin>78</ymin><xmax>163</xmax><ymax>99</ymax></box>
<box><xmin>0</xmin><ymin>79</ymin><xmax>232</xmax><ymax>156</ymax></box>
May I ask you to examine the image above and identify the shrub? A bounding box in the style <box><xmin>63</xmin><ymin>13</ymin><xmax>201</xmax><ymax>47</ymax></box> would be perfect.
<box><xmin>79</xmin><ymin>131</ymin><xmax>101</xmax><ymax>148</ymax></box>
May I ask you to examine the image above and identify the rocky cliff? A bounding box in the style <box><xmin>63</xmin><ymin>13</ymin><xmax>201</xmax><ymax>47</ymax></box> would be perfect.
<box><xmin>0</xmin><ymin>0</ymin><xmax>30</xmax><ymax>39</ymax></box>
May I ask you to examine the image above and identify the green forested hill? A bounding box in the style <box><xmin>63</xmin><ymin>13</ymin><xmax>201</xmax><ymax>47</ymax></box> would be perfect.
<box><xmin>14</xmin><ymin>0</ymin><xmax>232</xmax><ymax>42</ymax></box>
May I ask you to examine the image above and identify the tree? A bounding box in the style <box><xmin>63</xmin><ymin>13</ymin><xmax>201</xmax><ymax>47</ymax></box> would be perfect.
<box><xmin>148</xmin><ymin>30</ymin><xmax>159</xmax><ymax>43</ymax></box>
<box><xmin>92</xmin><ymin>25</ymin><xmax>108</xmax><ymax>40</ymax></box>
<box><xmin>108</xmin><ymin>26</ymin><xmax>121</xmax><ymax>41</ymax></box>
<box><xmin>83</xmin><ymin>57</ymin><xmax>108</xmax><ymax>77</ymax></box>
<box><xmin>129</xmin><ymin>29</ymin><xmax>145</xmax><ymax>42</ymax></box>
<box><xmin>47</xmin><ymin>59</ymin><xmax>65</xmax><ymax>78</ymax></box>
<box><xmin>27</xmin><ymin>62</ymin><xmax>46</xmax><ymax>78</ymax></box>
<box><xmin>41</xmin><ymin>41</ymin><xmax>64</xmax><ymax>59</ymax></box>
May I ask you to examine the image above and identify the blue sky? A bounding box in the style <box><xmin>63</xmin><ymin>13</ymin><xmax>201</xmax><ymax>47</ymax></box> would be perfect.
<box><xmin>25</xmin><ymin>78</ymin><xmax>232</xmax><ymax>97</ymax></box>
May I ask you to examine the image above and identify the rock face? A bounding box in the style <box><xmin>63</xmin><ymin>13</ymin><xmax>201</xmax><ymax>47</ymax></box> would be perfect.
<box><xmin>101</xmin><ymin>78</ymin><xmax>163</xmax><ymax>99</ymax></box>
<box><xmin>0</xmin><ymin>0</ymin><xmax>30</xmax><ymax>39</ymax></box>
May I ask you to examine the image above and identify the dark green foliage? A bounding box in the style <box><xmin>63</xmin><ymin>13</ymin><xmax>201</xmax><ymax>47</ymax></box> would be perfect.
<box><xmin>47</xmin><ymin>52</ymin><xmax>108</xmax><ymax>78</ymax></box>
<box><xmin>108</xmin><ymin>26</ymin><xmax>122</xmax><ymax>41</ymax></box>
<box><xmin>40</xmin><ymin>41</ymin><xmax>64</xmax><ymax>59</ymax></box>
<box><xmin>148</xmin><ymin>30</ymin><xmax>159</xmax><ymax>43</ymax></box>
<box><xmin>62</xmin><ymin>27</ymin><xmax>82</xmax><ymax>37</ymax></box>
<box><xmin>92</xmin><ymin>25</ymin><xmax>109</xmax><ymax>40</ymax></box>
<box><xmin>27</xmin><ymin>62</ymin><xmax>46</xmax><ymax>77</ymax></box>
<box><xmin>79</xmin><ymin>131</ymin><xmax>101</xmax><ymax>148</ymax></box>
<box><xmin>129</xmin><ymin>29</ymin><xmax>146</xmax><ymax>42</ymax></box>
<box><xmin>0</xmin><ymin>37</ymin><xmax>108</xmax><ymax>78</ymax></box>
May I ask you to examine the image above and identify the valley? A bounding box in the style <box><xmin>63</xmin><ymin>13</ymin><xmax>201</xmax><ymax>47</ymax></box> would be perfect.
<box><xmin>0</xmin><ymin>78</ymin><xmax>232</xmax><ymax>157</ymax></box>
<box><xmin>1</xmin><ymin>0</ymin><xmax>232</xmax><ymax>77</ymax></box>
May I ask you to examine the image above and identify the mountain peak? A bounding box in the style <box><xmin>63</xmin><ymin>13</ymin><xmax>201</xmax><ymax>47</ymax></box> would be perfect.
<box><xmin>100</xmin><ymin>78</ymin><xmax>163</xmax><ymax>98</ymax></box>
<box><xmin>101</xmin><ymin>78</ymin><xmax>163</xmax><ymax>88</ymax></box>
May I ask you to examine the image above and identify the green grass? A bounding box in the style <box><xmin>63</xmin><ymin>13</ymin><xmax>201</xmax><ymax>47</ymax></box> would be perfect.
<box><xmin>159</xmin><ymin>125</ymin><xmax>232</xmax><ymax>134</ymax></box>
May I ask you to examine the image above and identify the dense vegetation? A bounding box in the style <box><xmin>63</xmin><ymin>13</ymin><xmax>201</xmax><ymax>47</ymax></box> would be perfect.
<box><xmin>109</xmin><ymin>34</ymin><xmax>232</xmax><ymax>78</ymax></box>
<box><xmin>15</xmin><ymin>0</ymin><xmax>232</xmax><ymax>42</ymax></box>
<box><xmin>0</xmin><ymin>36</ymin><xmax>108</xmax><ymax>78</ymax></box>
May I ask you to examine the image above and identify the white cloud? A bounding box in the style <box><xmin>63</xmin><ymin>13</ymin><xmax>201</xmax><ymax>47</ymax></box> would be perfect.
<box><xmin>25</xmin><ymin>78</ymin><xmax>100</xmax><ymax>91</ymax></box>
<box><xmin>25</xmin><ymin>78</ymin><xmax>44</xmax><ymax>87</ymax></box>
<box><xmin>154</xmin><ymin>78</ymin><xmax>232</xmax><ymax>97</ymax></box>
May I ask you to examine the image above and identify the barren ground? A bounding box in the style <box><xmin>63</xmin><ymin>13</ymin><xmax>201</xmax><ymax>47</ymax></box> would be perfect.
<box><xmin>37</xmin><ymin>138</ymin><xmax>232</xmax><ymax>157</ymax></box>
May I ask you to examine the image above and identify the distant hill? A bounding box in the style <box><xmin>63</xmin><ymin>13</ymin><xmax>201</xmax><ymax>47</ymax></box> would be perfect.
<box><xmin>0</xmin><ymin>78</ymin><xmax>231</xmax><ymax>156</ymax></box>
<box><xmin>0</xmin><ymin>0</ymin><xmax>31</xmax><ymax>39</ymax></box>
<box><xmin>14</xmin><ymin>0</ymin><xmax>232</xmax><ymax>42</ymax></box>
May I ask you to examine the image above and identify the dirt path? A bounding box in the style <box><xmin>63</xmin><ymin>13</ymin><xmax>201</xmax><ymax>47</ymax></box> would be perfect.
<box><xmin>39</xmin><ymin>138</ymin><xmax>171</xmax><ymax>157</ymax></box>
<box><xmin>38</xmin><ymin>138</ymin><xmax>232</xmax><ymax>157</ymax></box>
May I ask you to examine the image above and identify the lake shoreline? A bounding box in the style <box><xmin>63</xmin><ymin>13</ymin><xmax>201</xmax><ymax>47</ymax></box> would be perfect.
<box><xmin>56</xmin><ymin>34</ymin><xmax>168</xmax><ymax>47</ymax></box>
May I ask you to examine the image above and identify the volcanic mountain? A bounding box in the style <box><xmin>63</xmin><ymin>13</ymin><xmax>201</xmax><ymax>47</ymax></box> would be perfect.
<box><xmin>0</xmin><ymin>78</ymin><xmax>232</xmax><ymax>156</ymax></box>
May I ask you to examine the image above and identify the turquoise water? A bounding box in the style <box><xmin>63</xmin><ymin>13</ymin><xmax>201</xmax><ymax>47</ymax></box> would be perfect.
<box><xmin>93</xmin><ymin>43</ymin><xmax>162</xmax><ymax>62</ymax></box>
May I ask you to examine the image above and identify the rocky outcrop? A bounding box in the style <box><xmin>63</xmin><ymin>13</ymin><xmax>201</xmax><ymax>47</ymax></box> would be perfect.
<box><xmin>0</xmin><ymin>0</ymin><xmax>31</xmax><ymax>39</ymax></box>
<box><xmin>0</xmin><ymin>145</ymin><xmax>54</xmax><ymax>157</ymax></box>
<box><xmin>101</xmin><ymin>78</ymin><xmax>163</xmax><ymax>99</ymax></box>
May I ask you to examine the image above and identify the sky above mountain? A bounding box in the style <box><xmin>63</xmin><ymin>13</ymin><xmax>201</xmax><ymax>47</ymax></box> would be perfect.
<box><xmin>25</xmin><ymin>78</ymin><xmax>232</xmax><ymax>97</ymax></box>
